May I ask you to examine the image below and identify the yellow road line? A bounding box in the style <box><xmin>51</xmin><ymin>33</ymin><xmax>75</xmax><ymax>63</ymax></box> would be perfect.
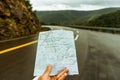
<box><xmin>0</xmin><ymin>40</ymin><xmax>38</xmax><ymax>54</ymax></box>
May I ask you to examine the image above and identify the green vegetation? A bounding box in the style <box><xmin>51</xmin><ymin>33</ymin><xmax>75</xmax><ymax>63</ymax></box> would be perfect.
<box><xmin>24</xmin><ymin>0</ymin><xmax>40</xmax><ymax>25</ymax></box>
<box><xmin>0</xmin><ymin>0</ymin><xmax>41</xmax><ymax>40</ymax></box>
<box><xmin>35</xmin><ymin>8</ymin><xmax>120</xmax><ymax>28</ymax></box>
<box><xmin>24</xmin><ymin>0</ymin><xmax>32</xmax><ymax>11</ymax></box>
<box><xmin>87</xmin><ymin>10</ymin><xmax>120</xmax><ymax>28</ymax></box>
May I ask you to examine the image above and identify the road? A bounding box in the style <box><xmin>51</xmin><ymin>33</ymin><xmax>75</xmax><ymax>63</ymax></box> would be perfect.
<box><xmin>0</xmin><ymin>26</ymin><xmax>120</xmax><ymax>80</ymax></box>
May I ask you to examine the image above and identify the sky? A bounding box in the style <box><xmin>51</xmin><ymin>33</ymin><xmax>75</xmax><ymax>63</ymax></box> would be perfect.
<box><xmin>30</xmin><ymin>0</ymin><xmax>120</xmax><ymax>11</ymax></box>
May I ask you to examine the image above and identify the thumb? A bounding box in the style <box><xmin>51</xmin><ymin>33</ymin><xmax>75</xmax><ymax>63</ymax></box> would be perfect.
<box><xmin>43</xmin><ymin>64</ymin><xmax>52</xmax><ymax>75</ymax></box>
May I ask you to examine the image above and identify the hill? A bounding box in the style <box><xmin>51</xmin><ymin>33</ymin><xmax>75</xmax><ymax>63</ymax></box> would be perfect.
<box><xmin>87</xmin><ymin>10</ymin><xmax>120</xmax><ymax>28</ymax></box>
<box><xmin>0</xmin><ymin>0</ymin><xmax>41</xmax><ymax>40</ymax></box>
<box><xmin>35</xmin><ymin>8</ymin><xmax>120</xmax><ymax>26</ymax></box>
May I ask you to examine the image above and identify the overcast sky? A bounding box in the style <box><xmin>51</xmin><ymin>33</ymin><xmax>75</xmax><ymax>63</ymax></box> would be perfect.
<box><xmin>30</xmin><ymin>0</ymin><xmax>120</xmax><ymax>11</ymax></box>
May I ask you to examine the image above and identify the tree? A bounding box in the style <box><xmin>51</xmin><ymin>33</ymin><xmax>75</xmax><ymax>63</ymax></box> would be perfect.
<box><xmin>24</xmin><ymin>0</ymin><xmax>32</xmax><ymax>11</ymax></box>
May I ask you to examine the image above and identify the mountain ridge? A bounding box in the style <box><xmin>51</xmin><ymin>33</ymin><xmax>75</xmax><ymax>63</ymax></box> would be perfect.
<box><xmin>87</xmin><ymin>10</ymin><xmax>120</xmax><ymax>27</ymax></box>
<box><xmin>35</xmin><ymin>7</ymin><xmax>120</xmax><ymax>26</ymax></box>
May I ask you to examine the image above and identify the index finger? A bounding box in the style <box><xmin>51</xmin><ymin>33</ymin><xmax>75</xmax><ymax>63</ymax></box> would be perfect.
<box><xmin>43</xmin><ymin>64</ymin><xmax>52</xmax><ymax>75</ymax></box>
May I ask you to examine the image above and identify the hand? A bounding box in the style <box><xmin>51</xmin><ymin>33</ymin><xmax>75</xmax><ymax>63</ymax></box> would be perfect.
<box><xmin>38</xmin><ymin>64</ymin><xmax>69</xmax><ymax>80</ymax></box>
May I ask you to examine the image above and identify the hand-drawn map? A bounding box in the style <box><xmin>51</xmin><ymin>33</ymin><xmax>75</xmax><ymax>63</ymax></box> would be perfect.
<box><xmin>34</xmin><ymin>30</ymin><xmax>79</xmax><ymax>76</ymax></box>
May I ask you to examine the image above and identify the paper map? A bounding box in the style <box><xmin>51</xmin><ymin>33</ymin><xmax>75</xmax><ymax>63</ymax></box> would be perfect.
<box><xmin>34</xmin><ymin>30</ymin><xmax>79</xmax><ymax>76</ymax></box>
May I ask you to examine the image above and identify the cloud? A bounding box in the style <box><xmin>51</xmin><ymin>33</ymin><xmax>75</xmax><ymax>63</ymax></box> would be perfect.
<box><xmin>32</xmin><ymin>4</ymin><xmax>106</xmax><ymax>11</ymax></box>
<box><xmin>30</xmin><ymin>0</ymin><xmax>120</xmax><ymax>11</ymax></box>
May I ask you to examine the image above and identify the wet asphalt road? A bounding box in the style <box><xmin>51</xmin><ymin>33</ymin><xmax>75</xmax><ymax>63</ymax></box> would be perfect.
<box><xmin>0</xmin><ymin>26</ymin><xmax>120</xmax><ymax>80</ymax></box>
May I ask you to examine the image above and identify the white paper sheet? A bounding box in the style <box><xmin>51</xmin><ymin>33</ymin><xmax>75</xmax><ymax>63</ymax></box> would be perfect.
<box><xmin>34</xmin><ymin>30</ymin><xmax>79</xmax><ymax>76</ymax></box>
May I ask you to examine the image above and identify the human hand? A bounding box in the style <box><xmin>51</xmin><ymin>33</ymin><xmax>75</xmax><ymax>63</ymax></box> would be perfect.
<box><xmin>38</xmin><ymin>64</ymin><xmax>69</xmax><ymax>80</ymax></box>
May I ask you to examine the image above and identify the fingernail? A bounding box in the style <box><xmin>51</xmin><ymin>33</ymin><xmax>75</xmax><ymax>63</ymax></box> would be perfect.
<box><xmin>64</xmin><ymin>73</ymin><xmax>67</xmax><ymax>76</ymax></box>
<box><xmin>48</xmin><ymin>64</ymin><xmax>51</xmax><ymax>66</ymax></box>
<box><xmin>65</xmin><ymin>68</ymin><xmax>69</xmax><ymax>71</ymax></box>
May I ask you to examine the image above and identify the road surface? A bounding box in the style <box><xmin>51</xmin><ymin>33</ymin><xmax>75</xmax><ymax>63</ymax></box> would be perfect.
<box><xmin>0</xmin><ymin>26</ymin><xmax>120</xmax><ymax>80</ymax></box>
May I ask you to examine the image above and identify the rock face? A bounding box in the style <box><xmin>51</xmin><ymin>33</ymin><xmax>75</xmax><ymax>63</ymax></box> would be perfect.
<box><xmin>0</xmin><ymin>0</ymin><xmax>41</xmax><ymax>40</ymax></box>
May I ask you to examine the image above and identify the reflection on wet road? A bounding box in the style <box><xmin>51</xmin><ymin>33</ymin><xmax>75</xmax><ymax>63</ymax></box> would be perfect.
<box><xmin>0</xmin><ymin>26</ymin><xmax>120</xmax><ymax>80</ymax></box>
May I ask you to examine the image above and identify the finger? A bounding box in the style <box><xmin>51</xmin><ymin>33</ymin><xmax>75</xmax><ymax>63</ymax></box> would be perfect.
<box><xmin>58</xmin><ymin>73</ymin><xmax>67</xmax><ymax>80</ymax></box>
<box><xmin>50</xmin><ymin>76</ymin><xmax>56</xmax><ymax>80</ymax></box>
<box><xmin>43</xmin><ymin>64</ymin><xmax>52</xmax><ymax>75</ymax></box>
<box><xmin>57</xmin><ymin>68</ymin><xmax>69</xmax><ymax>78</ymax></box>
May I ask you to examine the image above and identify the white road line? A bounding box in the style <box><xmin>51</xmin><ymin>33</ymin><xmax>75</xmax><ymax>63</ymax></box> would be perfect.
<box><xmin>75</xmin><ymin>34</ymin><xmax>79</xmax><ymax>41</ymax></box>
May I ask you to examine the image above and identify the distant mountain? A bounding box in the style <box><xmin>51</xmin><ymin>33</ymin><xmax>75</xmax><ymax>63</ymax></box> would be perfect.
<box><xmin>87</xmin><ymin>10</ymin><xmax>120</xmax><ymax>28</ymax></box>
<box><xmin>35</xmin><ymin>7</ymin><xmax>120</xmax><ymax>26</ymax></box>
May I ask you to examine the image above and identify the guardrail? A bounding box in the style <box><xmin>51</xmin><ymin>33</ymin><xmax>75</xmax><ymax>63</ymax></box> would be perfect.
<box><xmin>68</xmin><ymin>25</ymin><xmax>120</xmax><ymax>34</ymax></box>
